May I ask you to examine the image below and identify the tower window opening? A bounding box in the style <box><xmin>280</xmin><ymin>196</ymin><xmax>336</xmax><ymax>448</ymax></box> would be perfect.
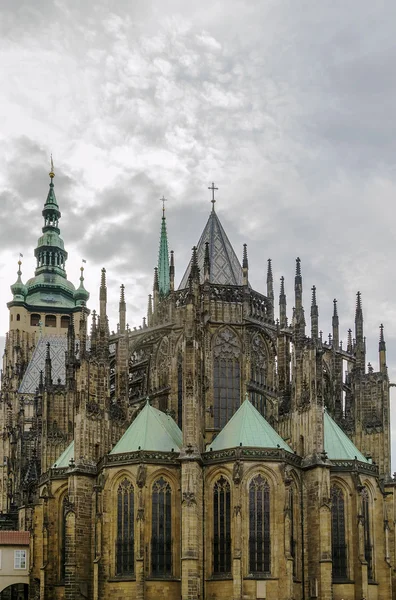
<box><xmin>45</xmin><ymin>315</ymin><xmax>57</xmax><ymax>328</ymax></box>
<box><xmin>31</xmin><ymin>314</ymin><xmax>41</xmax><ymax>327</ymax></box>
<box><xmin>16</xmin><ymin>314</ymin><xmax>20</xmax><ymax>322</ymax></box>
<box><xmin>61</xmin><ymin>316</ymin><xmax>70</xmax><ymax>329</ymax></box>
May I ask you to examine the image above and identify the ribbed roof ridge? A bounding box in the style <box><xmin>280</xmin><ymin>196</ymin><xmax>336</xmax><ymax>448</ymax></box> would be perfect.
<box><xmin>179</xmin><ymin>210</ymin><xmax>243</xmax><ymax>288</ymax></box>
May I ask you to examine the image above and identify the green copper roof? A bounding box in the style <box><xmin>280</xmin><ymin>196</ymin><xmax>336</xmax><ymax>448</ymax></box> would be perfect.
<box><xmin>10</xmin><ymin>261</ymin><xmax>28</xmax><ymax>300</ymax></box>
<box><xmin>52</xmin><ymin>440</ymin><xmax>74</xmax><ymax>468</ymax></box>
<box><xmin>207</xmin><ymin>399</ymin><xmax>292</xmax><ymax>452</ymax></box>
<box><xmin>324</xmin><ymin>411</ymin><xmax>368</xmax><ymax>462</ymax></box>
<box><xmin>158</xmin><ymin>208</ymin><xmax>170</xmax><ymax>296</ymax></box>
<box><xmin>110</xmin><ymin>402</ymin><xmax>182</xmax><ymax>454</ymax></box>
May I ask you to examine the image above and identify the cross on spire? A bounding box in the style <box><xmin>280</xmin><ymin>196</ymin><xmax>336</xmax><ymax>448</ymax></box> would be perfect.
<box><xmin>208</xmin><ymin>182</ymin><xmax>218</xmax><ymax>210</ymax></box>
<box><xmin>160</xmin><ymin>195</ymin><xmax>167</xmax><ymax>216</ymax></box>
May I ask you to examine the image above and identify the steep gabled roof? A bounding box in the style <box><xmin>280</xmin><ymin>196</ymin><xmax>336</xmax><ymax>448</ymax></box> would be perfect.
<box><xmin>110</xmin><ymin>402</ymin><xmax>182</xmax><ymax>454</ymax></box>
<box><xmin>324</xmin><ymin>411</ymin><xmax>369</xmax><ymax>462</ymax></box>
<box><xmin>53</xmin><ymin>440</ymin><xmax>74</xmax><ymax>468</ymax></box>
<box><xmin>19</xmin><ymin>335</ymin><xmax>68</xmax><ymax>394</ymax></box>
<box><xmin>179</xmin><ymin>209</ymin><xmax>244</xmax><ymax>289</ymax></box>
<box><xmin>207</xmin><ymin>399</ymin><xmax>292</xmax><ymax>452</ymax></box>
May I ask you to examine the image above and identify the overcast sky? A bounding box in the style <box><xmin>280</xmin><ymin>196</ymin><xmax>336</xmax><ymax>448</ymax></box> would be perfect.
<box><xmin>1</xmin><ymin>1</ymin><xmax>396</xmax><ymax>465</ymax></box>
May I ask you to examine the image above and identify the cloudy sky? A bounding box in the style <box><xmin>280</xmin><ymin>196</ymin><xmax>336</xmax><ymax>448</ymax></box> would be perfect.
<box><xmin>1</xmin><ymin>1</ymin><xmax>396</xmax><ymax>463</ymax></box>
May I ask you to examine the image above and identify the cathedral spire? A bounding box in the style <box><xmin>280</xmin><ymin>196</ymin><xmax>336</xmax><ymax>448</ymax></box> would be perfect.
<box><xmin>34</xmin><ymin>159</ymin><xmax>68</xmax><ymax>278</ymax></box>
<box><xmin>158</xmin><ymin>197</ymin><xmax>170</xmax><ymax>296</ymax></box>
<box><xmin>279</xmin><ymin>276</ymin><xmax>287</xmax><ymax>328</ymax></box>
<box><xmin>204</xmin><ymin>242</ymin><xmax>210</xmax><ymax>283</ymax></box>
<box><xmin>332</xmin><ymin>298</ymin><xmax>339</xmax><ymax>348</ymax></box>
<box><xmin>379</xmin><ymin>323</ymin><xmax>387</xmax><ymax>373</ymax></box>
<box><xmin>310</xmin><ymin>285</ymin><xmax>318</xmax><ymax>339</ymax></box>
<box><xmin>294</xmin><ymin>257</ymin><xmax>305</xmax><ymax>340</ymax></box>
<box><xmin>355</xmin><ymin>291</ymin><xmax>365</xmax><ymax>371</ymax></box>
<box><xmin>170</xmin><ymin>250</ymin><xmax>175</xmax><ymax>292</ymax></box>
<box><xmin>190</xmin><ymin>246</ymin><xmax>200</xmax><ymax>283</ymax></box>
<box><xmin>242</xmin><ymin>244</ymin><xmax>248</xmax><ymax>286</ymax></box>
<box><xmin>266</xmin><ymin>258</ymin><xmax>274</xmax><ymax>321</ymax></box>
<box><xmin>44</xmin><ymin>342</ymin><xmax>52</xmax><ymax>387</ymax></box>
<box><xmin>119</xmin><ymin>284</ymin><xmax>126</xmax><ymax>333</ymax></box>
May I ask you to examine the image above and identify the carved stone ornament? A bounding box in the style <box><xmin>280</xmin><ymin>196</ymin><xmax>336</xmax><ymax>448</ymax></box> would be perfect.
<box><xmin>233</xmin><ymin>460</ymin><xmax>243</xmax><ymax>484</ymax></box>
<box><xmin>109</xmin><ymin>402</ymin><xmax>125</xmax><ymax>424</ymax></box>
<box><xmin>137</xmin><ymin>508</ymin><xmax>145</xmax><ymax>521</ymax></box>
<box><xmin>136</xmin><ymin>464</ymin><xmax>147</xmax><ymax>488</ymax></box>
<box><xmin>182</xmin><ymin>491</ymin><xmax>197</xmax><ymax>506</ymax></box>
<box><xmin>185</xmin><ymin>371</ymin><xmax>194</xmax><ymax>396</ymax></box>
<box><xmin>213</xmin><ymin>328</ymin><xmax>241</xmax><ymax>359</ymax></box>
<box><xmin>86</xmin><ymin>400</ymin><xmax>103</xmax><ymax>420</ymax></box>
<box><xmin>234</xmin><ymin>504</ymin><xmax>242</xmax><ymax>517</ymax></box>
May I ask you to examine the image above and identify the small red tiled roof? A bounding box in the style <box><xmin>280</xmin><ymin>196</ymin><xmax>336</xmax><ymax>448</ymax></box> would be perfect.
<box><xmin>0</xmin><ymin>531</ymin><xmax>30</xmax><ymax>545</ymax></box>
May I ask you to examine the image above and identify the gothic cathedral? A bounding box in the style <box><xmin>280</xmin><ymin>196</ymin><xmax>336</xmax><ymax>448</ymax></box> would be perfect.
<box><xmin>1</xmin><ymin>167</ymin><xmax>395</xmax><ymax>600</ymax></box>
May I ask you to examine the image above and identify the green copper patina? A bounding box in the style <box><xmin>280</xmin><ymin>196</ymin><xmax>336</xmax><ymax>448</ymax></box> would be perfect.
<box><xmin>324</xmin><ymin>410</ymin><xmax>369</xmax><ymax>462</ymax></box>
<box><xmin>52</xmin><ymin>440</ymin><xmax>74</xmax><ymax>468</ymax></box>
<box><xmin>9</xmin><ymin>162</ymin><xmax>89</xmax><ymax>311</ymax></box>
<box><xmin>157</xmin><ymin>197</ymin><xmax>170</xmax><ymax>296</ymax></box>
<box><xmin>110</xmin><ymin>401</ymin><xmax>182</xmax><ymax>454</ymax></box>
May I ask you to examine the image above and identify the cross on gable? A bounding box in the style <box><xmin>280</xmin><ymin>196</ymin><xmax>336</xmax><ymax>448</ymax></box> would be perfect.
<box><xmin>208</xmin><ymin>182</ymin><xmax>218</xmax><ymax>209</ymax></box>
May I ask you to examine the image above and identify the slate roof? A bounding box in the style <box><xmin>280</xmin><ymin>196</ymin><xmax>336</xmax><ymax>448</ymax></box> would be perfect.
<box><xmin>324</xmin><ymin>411</ymin><xmax>368</xmax><ymax>462</ymax></box>
<box><xmin>53</xmin><ymin>441</ymin><xmax>74</xmax><ymax>468</ymax></box>
<box><xmin>179</xmin><ymin>209</ymin><xmax>244</xmax><ymax>289</ymax></box>
<box><xmin>19</xmin><ymin>335</ymin><xmax>68</xmax><ymax>394</ymax></box>
<box><xmin>110</xmin><ymin>402</ymin><xmax>182</xmax><ymax>454</ymax></box>
<box><xmin>207</xmin><ymin>399</ymin><xmax>292</xmax><ymax>452</ymax></box>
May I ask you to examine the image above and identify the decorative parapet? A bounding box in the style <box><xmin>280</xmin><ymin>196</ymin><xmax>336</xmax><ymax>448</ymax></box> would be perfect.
<box><xmin>203</xmin><ymin>447</ymin><xmax>302</xmax><ymax>467</ymax></box>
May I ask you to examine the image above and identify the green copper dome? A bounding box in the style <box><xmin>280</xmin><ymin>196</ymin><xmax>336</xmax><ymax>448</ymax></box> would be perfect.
<box><xmin>74</xmin><ymin>267</ymin><xmax>90</xmax><ymax>305</ymax></box>
<box><xmin>10</xmin><ymin>261</ymin><xmax>28</xmax><ymax>301</ymax></box>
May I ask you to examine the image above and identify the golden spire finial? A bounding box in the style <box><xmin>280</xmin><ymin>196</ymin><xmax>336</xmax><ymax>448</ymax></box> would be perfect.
<box><xmin>49</xmin><ymin>154</ymin><xmax>55</xmax><ymax>179</ymax></box>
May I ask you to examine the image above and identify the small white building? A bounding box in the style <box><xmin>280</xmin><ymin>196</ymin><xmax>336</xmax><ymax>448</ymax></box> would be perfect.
<box><xmin>0</xmin><ymin>531</ymin><xmax>29</xmax><ymax>598</ymax></box>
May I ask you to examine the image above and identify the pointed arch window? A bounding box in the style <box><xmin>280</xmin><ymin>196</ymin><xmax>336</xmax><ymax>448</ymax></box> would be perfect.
<box><xmin>361</xmin><ymin>487</ymin><xmax>374</xmax><ymax>581</ymax></box>
<box><xmin>250</xmin><ymin>335</ymin><xmax>267</xmax><ymax>416</ymax></box>
<box><xmin>249</xmin><ymin>474</ymin><xmax>270</xmax><ymax>574</ymax></box>
<box><xmin>331</xmin><ymin>486</ymin><xmax>347</xmax><ymax>579</ymax></box>
<box><xmin>213</xmin><ymin>329</ymin><xmax>241</xmax><ymax>428</ymax></box>
<box><xmin>116</xmin><ymin>479</ymin><xmax>134</xmax><ymax>576</ymax></box>
<box><xmin>213</xmin><ymin>476</ymin><xmax>231</xmax><ymax>574</ymax></box>
<box><xmin>289</xmin><ymin>486</ymin><xmax>296</xmax><ymax>577</ymax></box>
<box><xmin>60</xmin><ymin>495</ymin><xmax>68</xmax><ymax>581</ymax></box>
<box><xmin>152</xmin><ymin>477</ymin><xmax>172</xmax><ymax>576</ymax></box>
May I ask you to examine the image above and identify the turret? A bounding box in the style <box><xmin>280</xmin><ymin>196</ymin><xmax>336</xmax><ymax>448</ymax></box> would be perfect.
<box><xmin>170</xmin><ymin>250</ymin><xmax>175</xmax><ymax>292</ymax></box>
<box><xmin>10</xmin><ymin>260</ymin><xmax>27</xmax><ymax>301</ymax></box>
<box><xmin>147</xmin><ymin>294</ymin><xmax>153</xmax><ymax>327</ymax></box>
<box><xmin>379</xmin><ymin>323</ymin><xmax>387</xmax><ymax>373</ymax></box>
<box><xmin>74</xmin><ymin>266</ymin><xmax>90</xmax><ymax>307</ymax></box>
<box><xmin>355</xmin><ymin>291</ymin><xmax>365</xmax><ymax>372</ymax></box>
<box><xmin>266</xmin><ymin>258</ymin><xmax>274</xmax><ymax>321</ymax></box>
<box><xmin>190</xmin><ymin>246</ymin><xmax>200</xmax><ymax>284</ymax></box>
<box><xmin>153</xmin><ymin>267</ymin><xmax>159</xmax><ymax>312</ymax></box>
<box><xmin>44</xmin><ymin>342</ymin><xmax>52</xmax><ymax>388</ymax></box>
<box><xmin>294</xmin><ymin>257</ymin><xmax>305</xmax><ymax>342</ymax></box>
<box><xmin>119</xmin><ymin>284</ymin><xmax>126</xmax><ymax>333</ymax></box>
<box><xmin>242</xmin><ymin>244</ymin><xmax>248</xmax><ymax>286</ymax></box>
<box><xmin>204</xmin><ymin>242</ymin><xmax>210</xmax><ymax>283</ymax></box>
<box><xmin>310</xmin><ymin>285</ymin><xmax>318</xmax><ymax>340</ymax></box>
<box><xmin>332</xmin><ymin>299</ymin><xmax>339</xmax><ymax>349</ymax></box>
<box><xmin>279</xmin><ymin>276</ymin><xmax>287</xmax><ymax>328</ymax></box>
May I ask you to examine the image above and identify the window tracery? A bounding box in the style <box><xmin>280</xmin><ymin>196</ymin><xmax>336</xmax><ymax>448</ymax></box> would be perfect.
<box><xmin>213</xmin><ymin>476</ymin><xmax>231</xmax><ymax>574</ymax></box>
<box><xmin>152</xmin><ymin>477</ymin><xmax>172</xmax><ymax>576</ymax></box>
<box><xmin>331</xmin><ymin>485</ymin><xmax>347</xmax><ymax>579</ymax></box>
<box><xmin>116</xmin><ymin>479</ymin><xmax>134</xmax><ymax>576</ymax></box>
<box><xmin>249</xmin><ymin>474</ymin><xmax>270</xmax><ymax>574</ymax></box>
<box><xmin>250</xmin><ymin>334</ymin><xmax>267</xmax><ymax>415</ymax></box>
<box><xmin>213</xmin><ymin>328</ymin><xmax>241</xmax><ymax>428</ymax></box>
<box><xmin>361</xmin><ymin>487</ymin><xmax>374</xmax><ymax>581</ymax></box>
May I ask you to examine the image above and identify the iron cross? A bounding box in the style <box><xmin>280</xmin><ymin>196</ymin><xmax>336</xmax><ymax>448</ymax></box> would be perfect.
<box><xmin>208</xmin><ymin>182</ymin><xmax>218</xmax><ymax>208</ymax></box>
<box><xmin>160</xmin><ymin>195</ymin><xmax>167</xmax><ymax>214</ymax></box>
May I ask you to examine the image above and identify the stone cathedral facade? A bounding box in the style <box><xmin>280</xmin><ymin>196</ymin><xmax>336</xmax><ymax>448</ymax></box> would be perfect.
<box><xmin>1</xmin><ymin>167</ymin><xmax>396</xmax><ymax>600</ymax></box>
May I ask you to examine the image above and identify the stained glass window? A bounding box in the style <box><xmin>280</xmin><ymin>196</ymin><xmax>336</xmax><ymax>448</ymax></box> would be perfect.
<box><xmin>60</xmin><ymin>495</ymin><xmax>68</xmax><ymax>581</ymax></box>
<box><xmin>152</xmin><ymin>477</ymin><xmax>172</xmax><ymax>576</ymax></box>
<box><xmin>331</xmin><ymin>486</ymin><xmax>347</xmax><ymax>579</ymax></box>
<box><xmin>249</xmin><ymin>474</ymin><xmax>270</xmax><ymax>574</ymax></box>
<box><xmin>290</xmin><ymin>487</ymin><xmax>296</xmax><ymax>577</ymax></box>
<box><xmin>177</xmin><ymin>352</ymin><xmax>183</xmax><ymax>430</ymax></box>
<box><xmin>116</xmin><ymin>479</ymin><xmax>134</xmax><ymax>576</ymax></box>
<box><xmin>213</xmin><ymin>329</ymin><xmax>241</xmax><ymax>429</ymax></box>
<box><xmin>362</xmin><ymin>488</ymin><xmax>373</xmax><ymax>581</ymax></box>
<box><xmin>213</xmin><ymin>476</ymin><xmax>231</xmax><ymax>574</ymax></box>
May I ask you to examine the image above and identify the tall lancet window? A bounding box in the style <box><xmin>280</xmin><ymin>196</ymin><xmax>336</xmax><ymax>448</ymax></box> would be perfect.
<box><xmin>116</xmin><ymin>479</ymin><xmax>135</xmax><ymax>575</ymax></box>
<box><xmin>213</xmin><ymin>476</ymin><xmax>231</xmax><ymax>574</ymax></box>
<box><xmin>249</xmin><ymin>475</ymin><xmax>270</xmax><ymax>574</ymax></box>
<box><xmin>213</xmin><ymin>328</ymin><xmax>241</xmax><ymax>428</ymax></box>
<box><xmin>60</xmin><ymin>495</ymin><xmax>68</xmax><ymax>581</ymax></box>
<box><xmin>177</xmin><ymin>351</ymin><xmax>183</xmax><ymax>430</ymax></box>
<box><xmin>331</xmin><ymin>486</ymin><xmax>347</xmax><ymax>579</ymax></box>
<box><xmin>152</xmin><ymin>477</ymin><xmax>172</xmax><ymax>576</ymax></box>
<box><xmin>362</xmin><ymin>487</ymin><xmax>374</xmax><ymax>581</ymax></box>
<box><xmin>250</xmin><ymin>334</ymin><xmax>267</xmax><ymax>416</ymax></box>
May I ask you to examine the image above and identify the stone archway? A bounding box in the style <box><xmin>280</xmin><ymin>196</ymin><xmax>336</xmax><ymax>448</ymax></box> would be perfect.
<box><xmin>0</xmin><ymin>583</ymin><xmax>29</xmax><ymax>600</ymax></box>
